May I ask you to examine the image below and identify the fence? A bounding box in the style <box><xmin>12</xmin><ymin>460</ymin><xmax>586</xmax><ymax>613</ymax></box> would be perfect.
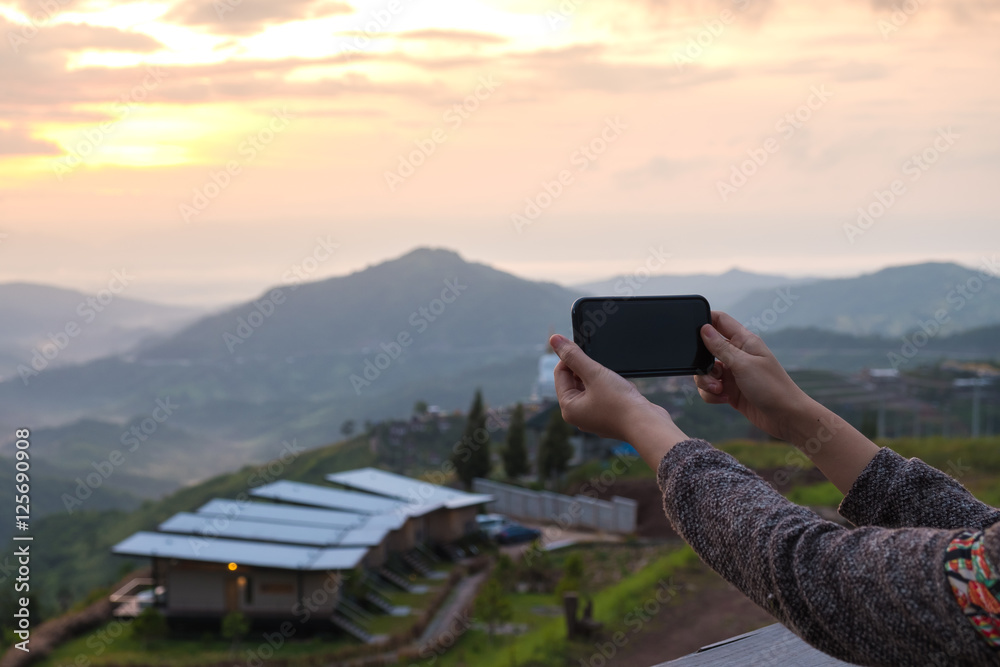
<box><xmin>472</xmin><ymin>478</ymin><xmax>637</xmax><ymax>535</ymax></box>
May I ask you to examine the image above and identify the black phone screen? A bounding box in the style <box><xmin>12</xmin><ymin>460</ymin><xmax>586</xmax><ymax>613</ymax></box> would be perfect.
<box><xmin>571</xmin><ymin>295</ymin><xmax>713</xmax><ymax>377</ymax></box>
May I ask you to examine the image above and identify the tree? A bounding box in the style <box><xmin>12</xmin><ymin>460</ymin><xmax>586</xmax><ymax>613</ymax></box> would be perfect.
<box><xmin>221</xmin><ymin>610</ymin><xmax>249</xmax><ymax>652</ymax></box>
<box><xmin>452</xmin><ymin>389</ymin><xmax>492</xmax><ymax>490</ymax></box>
<box><xmin>131</xmin><ymin>607</ymin><xmax>167</xmax><ymax>648</ymax></box>
<box><xmin>554</xmin><ymin>552</ymin><xmax>586</xmax><ymax>600</ymax></box>
<box><xmin>537</xmin><ymin>409</ymin><xmax>574</xmax><ymax>488</ymax></box>
<box><xmin>413</xmin><ymin>400</ymin><xmax>429</xmax><ymax>416</ymax></box>
<box><xmin>340</xmin><ymin>419</ymin><xmax>355</xmax><ymax>437</ymax></box>
<box><xmin>475</xmin><ymin>576</ymin><xmax>512</xmax><ymax>643</ymax></box>
<box><xmin>502</xmin><ymin>403</ymin><xmax>529</xmax><ymax>479</ymax></box>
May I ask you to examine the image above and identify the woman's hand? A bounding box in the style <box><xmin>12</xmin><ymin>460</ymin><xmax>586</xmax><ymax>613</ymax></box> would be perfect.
<box><xmin>548</xmin><ymin>334</ymin><xmax>647</xmax><ymax>441</ymax></box>
<box><xmin>549</xmin><ymin>334</ymin><xmax>690</xmax><ymax>470</ymax></box>
<box><xmin>694</xmin><ymin>311</ymin><xmax>813</xmax><ymax>442</ymax></box>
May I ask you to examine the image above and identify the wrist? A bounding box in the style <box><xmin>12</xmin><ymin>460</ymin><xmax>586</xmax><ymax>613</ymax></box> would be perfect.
<box><xmin>623</xmin><ymin>401</ymin><xmax>690</xmax><ymax>470</ymax></box>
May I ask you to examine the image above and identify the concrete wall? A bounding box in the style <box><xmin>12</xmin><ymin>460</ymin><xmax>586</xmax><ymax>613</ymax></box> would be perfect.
<box><xmin>472</xmin><ymin>479</ymin><xmax>637</xmax><ymax>535</ymax></box>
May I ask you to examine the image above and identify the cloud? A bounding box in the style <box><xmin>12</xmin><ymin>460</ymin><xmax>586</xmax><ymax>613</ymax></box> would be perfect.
<box><xmin>508</xmin><ymin>44</ymin><xmax>736</xmax><ymax>93</ymax></box>
<box><xmin>164</xmin><ymin>0</ymin><xmax>353</xmax><ymax>35</ymax></box>
<box><xmin>4</xmin><ymin>18</ymin><xmax>164</xmax><ymax>55</ymax></box>
<box><xmin>0</xmin><ymin>125</ymin><xmax>60</xmax><ymax>155</ymax></box>
<box><xmin>616</xmin><ymin>156</ymin><xmax>709</xmax><ymax>187</ymax></box>
<box><xmin>393</xmin><ymin>29</ymin><xmax>509</xmax><ymax>44</ymax></box>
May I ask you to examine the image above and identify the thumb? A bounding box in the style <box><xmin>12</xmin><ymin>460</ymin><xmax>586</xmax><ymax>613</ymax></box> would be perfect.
<box><xmin>549</xmin><ymin>334</ymin><xmax>603</xmax><ymax>381</ymax></box>
<box><xmin>700</xmin><ymin>324</ymin><xmax>744</xmax><ymax>369</ymax></box>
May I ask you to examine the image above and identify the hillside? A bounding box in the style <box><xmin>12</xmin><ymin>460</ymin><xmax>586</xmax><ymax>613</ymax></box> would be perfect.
<box><xmin>0</xmin><ymin>283</ymin><xmax>203</xmax><ymax>381</ymax></box>
<box><xmin>0</xmin><ymin>248</ymin><xmax>573</xmax><ymax>473</ymax></box>
<box><xmin>763</xmin><ymin>324</ymin><xmax>1000</xmax><ymax>370</ymax></box>
<box><xmin>727</xmin><ymin>262</ymin><xmax>1000</xmax><ymax>337</ymax></box>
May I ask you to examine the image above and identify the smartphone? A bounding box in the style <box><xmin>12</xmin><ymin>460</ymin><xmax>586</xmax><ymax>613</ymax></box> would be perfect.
<box><xmin>571</xmin><ymin>295</ymin><xmax>714</xmax><ymax>377</ymax></box>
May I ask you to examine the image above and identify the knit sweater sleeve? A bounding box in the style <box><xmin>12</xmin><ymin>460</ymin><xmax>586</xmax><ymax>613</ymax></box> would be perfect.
<box><xmin>657</xmin><ymin>438</ymin><xmax>999</xmax><ymax>667</ymax></box>
<box><xmin>838</xmin><ymin>446</ymin><xmax>1000</xmax><ymax>530</ymax></box>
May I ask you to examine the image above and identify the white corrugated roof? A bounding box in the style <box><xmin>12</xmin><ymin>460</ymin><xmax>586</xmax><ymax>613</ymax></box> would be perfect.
<box><xmin>196</xmin><ymin>498</ymin><xmax>407</xmax><ymax>530</ymax></box>
<box><xmin>326</xmin><ymin>468</ymin><xmax>493</xmax><ymax>512</ymax></box>
<box><xmin>111</xmin><ymin>532</ymin><xmax>367</xmax><ymax>570</ymax></box>
<box><xmin>250</xmin><ymin>480</ymin><xmax>439</xmax><ymax>518</ymax></box>
<box><xmin>159</xmin><ymin>512</ymin><xmax>391</xmax><ymax>548</ymax></box>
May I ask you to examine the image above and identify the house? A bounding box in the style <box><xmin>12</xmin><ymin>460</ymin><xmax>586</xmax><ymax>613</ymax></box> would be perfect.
<box><xmin>325</xmin><ymin>468</ymin><xmax>492</xmax><ymax>544</ymax></box>
<box><xmin>111</xmin><ymin>532</ymin><xmax>366</xmax><ymax>623</ymax></box>
<box><xmin>248</xmin><ymin>480</ymin><xmax>420</xmax><ymax>550</ymax></box>
<box><xmin>109</xmin><ymin>468</ymin><xmax>493</xmax><ymax>632</ymax></box>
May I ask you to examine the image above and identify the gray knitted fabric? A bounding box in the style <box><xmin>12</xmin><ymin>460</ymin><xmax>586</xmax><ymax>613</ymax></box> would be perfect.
<box><xmin>656</xmin><ymin>439</ymin><xmax>1000</xmax><ymax>666</ymax></box>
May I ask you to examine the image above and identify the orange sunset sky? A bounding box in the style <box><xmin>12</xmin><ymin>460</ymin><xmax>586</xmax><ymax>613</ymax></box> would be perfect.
<box><xmin>1</xmin><ymin>0</ymin><xmax>998</xmax><ymax>305</ymax></box>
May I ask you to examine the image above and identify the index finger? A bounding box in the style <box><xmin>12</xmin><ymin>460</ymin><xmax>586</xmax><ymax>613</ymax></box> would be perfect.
<box><xmin>711</xmin><ymin>311</ymin><xmax>760</xmax><ymax>353</ymax></box>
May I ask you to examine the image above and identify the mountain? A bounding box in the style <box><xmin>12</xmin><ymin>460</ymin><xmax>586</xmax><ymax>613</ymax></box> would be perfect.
<box><xmin>726</xmin><ymin>262</ymin><xmax>1000</xmax><ymax>337</ymax></box>
<box><xmin>141</xmin><ymin>247</ymin><xmax>577</xmax><ymax>361</ymax></box>
<box><xmin>0</xmin><ymin>283</ymin><xmax>204</xmax><ymax>381</ymax></box>
<box><xmin>2</xmin><ymin>251</ymin><xmax>998</xmax><ymax>492</ymax></box>
<box><xmin>572</xmin><ymin>268</ymin><xmax>815</xmax><ymax>310</ymax></box>
<box><xmin>762</xmin><ymin>323</ymin><xmax>1000</xmax><ymax>371</ymax></box>
<box><xmin>0</xmin><ymin>248</ymin><xmax>581</xmax><ymax>483</ymax></box>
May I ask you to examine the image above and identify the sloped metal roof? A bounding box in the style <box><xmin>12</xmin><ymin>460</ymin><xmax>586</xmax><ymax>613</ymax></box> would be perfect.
<box><xmin>195</xmin><ymin>498</ymin><xmax>405</xmax><ymax>530</ymax></box>
<box><xmin>250</xmin><ymin>479</ymin><xmax>436</xmax><ymax>517</ymax></box>
<box><xmin>158</xmin><ymin>512</ymin><xmax>391</xmax><ymax>547</ymax></box>
<box><xmin>111</xmin><ymin>531</ymin><xmax>367</xmax><ymax>571</ymax></box>
<box><xmin>326</xmin><ymin>467</ymin><xmax>493</xmax><ymax>511</ymax></box>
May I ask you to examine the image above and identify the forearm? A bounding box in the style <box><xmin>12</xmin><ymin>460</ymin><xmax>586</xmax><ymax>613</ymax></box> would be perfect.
<box><xmin>780</xmin><ymin>396</ymin><xmax>879</xmax><ymax>495</ymax></box>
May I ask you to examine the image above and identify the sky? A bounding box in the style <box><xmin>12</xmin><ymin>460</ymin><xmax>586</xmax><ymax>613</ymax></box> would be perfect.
<box><xmin>1</xmin><ymin>0</ymin><xmax>998</xmax><ymax>306</ymax></box>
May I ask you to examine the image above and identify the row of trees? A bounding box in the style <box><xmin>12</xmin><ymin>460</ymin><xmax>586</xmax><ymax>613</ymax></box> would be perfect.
<box><xmin>451</xmin><ymin>390</ymin><xmax>574</xmax><ymax>490</ymax></box>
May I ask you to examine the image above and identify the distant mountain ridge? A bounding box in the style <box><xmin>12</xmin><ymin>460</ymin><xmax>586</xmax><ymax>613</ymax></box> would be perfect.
<box><xmin>0</xmin><ymin>282</ymin><xmax>203</xmax><ymax>381</ymax></box>
<box><xmin>573</xmin><ymin>268</ymin><xmax>816</xmax><ymax>310</ymax></box>
<box><xmin>726</xmin><ymin>262</ymin><xmax>1000</xmax><ymax>337</ymax></box>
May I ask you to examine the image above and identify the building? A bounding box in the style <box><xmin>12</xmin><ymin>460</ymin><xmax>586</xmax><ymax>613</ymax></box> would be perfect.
<box><xmin>111</xmin><ymin>532</ymin><xmax>366</xmax><ymax>623</ymax></box>
<box><xmin>109</xmin><ymin>468</ymin><xmax>493</xmax><ymax>635</ymax></box>
<box><xmin>326</xmin><ymin>467</ymin><xmax>492</xmax><ymax>544</ymax></box>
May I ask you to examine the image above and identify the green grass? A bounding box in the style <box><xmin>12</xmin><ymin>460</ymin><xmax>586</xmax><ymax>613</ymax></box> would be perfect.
<box><xmin>884</xmin><ymin>436</ymin><xmax>1000</xmax><ymax>474</ymax></box>
<box><xmin>785</xmin><ymin>481</ymin><xmax>844</xmax><ymax>507</ymax></box>
<box><xmin>35</xmin><ymin>620</ymin><xmax>354</xmax><ymax>667</ymax></box>
<box><xmin>717</xmin><ymin>439</ymin><xmax>814</xmax><ymax>470</ymax></box>
<box><xmin>433</xmin><ymin>546</ymin><xmax>699</xmax><ymax>667</ymax></box>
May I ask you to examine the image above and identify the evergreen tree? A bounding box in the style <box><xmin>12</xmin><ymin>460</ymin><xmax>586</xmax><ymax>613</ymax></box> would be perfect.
<box><xmin>221</xmin><ymin>610</ymin><xmax>249</xmax><ymax>652</ymax></box>
<box><xmin>537</xmin><ymin>409</ymin><xmax>573</xmax><ymax>488</ymax></box>
<box><xmin>452</xmin><ymin>389</ymin><xmax>492</xmax><ymax>489</ymax></box>
<box><xmin>475</xmin><ymin>576</ymin><xmax>512</xmax><ymax>643</ymax></box>
<box><xmin>502</xmin><ymin>403</ymin><xmax>529</xmax><ymax>479</ymax></box>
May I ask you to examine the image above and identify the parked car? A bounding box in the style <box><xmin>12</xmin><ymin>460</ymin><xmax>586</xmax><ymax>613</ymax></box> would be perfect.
<box><xmin>475</xmin><ymin>513</ymin><xmax>511</xmax><ymax>538</ymax></box>
<box><xmin>494</xmin><ymin>523</ymin><xmax>542</xmax><ymax>545</ymax></box>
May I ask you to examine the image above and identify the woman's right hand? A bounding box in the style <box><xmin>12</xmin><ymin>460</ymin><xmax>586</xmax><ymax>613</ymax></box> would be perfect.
<box><xmin>694</xmin><ymin>311</ymin><xmax>814</xmax><ymax>442</ymax></box>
